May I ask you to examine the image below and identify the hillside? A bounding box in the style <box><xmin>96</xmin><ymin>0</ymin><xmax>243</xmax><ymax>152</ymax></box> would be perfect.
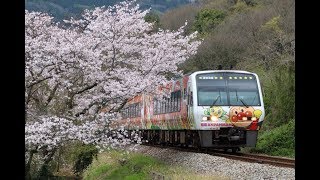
<box><xmin>158</xmin><ymin>0</ymin><xmax>295</xmax><ymax>156</ymax></box>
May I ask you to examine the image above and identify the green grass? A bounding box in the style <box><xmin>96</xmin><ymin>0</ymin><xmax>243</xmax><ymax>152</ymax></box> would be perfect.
<box><xmin>83</xmin><ymin>149</ymin><xmax>229</xmax><ymax>180</ymax></box>
<box><xmin>250</xmin><ymin>120</ymin><xmax>295</xmax><ymax>158</ymax></box>
<box><xmin>84</xmin><ymin>164</ymin><xmax>112</xmax><ymax>180</ymax></box>
<box><xmin>83</xmin><ymin>150</ymin><xmax>163</xmax><ymax>180</ymax></box>
<box><xmin>106</xmin><ymin>154</ymin><xmax>158</xmax><ymax>180</ymax></box>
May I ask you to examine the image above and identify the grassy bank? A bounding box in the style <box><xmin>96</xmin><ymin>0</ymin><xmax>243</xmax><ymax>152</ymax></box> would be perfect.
<box><xmin>249</xmin><ymin>120</ymin><xmax>295</xmax><ymax>158</ymax></box>
<box><xmin>82</xmin><ymin>150</ymin><xmax>229</xmax><ymax>180</ymax></box>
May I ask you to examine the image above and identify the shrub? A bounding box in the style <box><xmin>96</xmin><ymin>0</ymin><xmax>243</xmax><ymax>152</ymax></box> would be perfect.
<box><xmin>251</xmin><ymin>120</ymin><xmax>295</xmax><ymax>157</ymax></box>
<box><xmin>192</xmin><ymin>9</ymin><xmax>226</xmax><ymax>34</ymax></box>
<box><xmin>263</xmin><ymin>64</ymin><xmax>295</xmax><ymax>129</ymax></box>
<box><xmin>71</xmin><ymin>144</ymin><xmax>99</xmax><ymax>175</ymax></box>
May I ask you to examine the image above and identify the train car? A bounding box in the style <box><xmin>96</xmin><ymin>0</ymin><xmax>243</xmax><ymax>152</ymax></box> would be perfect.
<box><xmin>115</xmin><ymin>70</ymin><xmax>264</xmax><ymax>152</ymax></box>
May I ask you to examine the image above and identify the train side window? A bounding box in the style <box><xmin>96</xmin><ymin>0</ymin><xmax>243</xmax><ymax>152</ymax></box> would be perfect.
<box><xmin>163</xmin><ymin>99</ymin><xmax>166</xmax><ymax>114</ymax></box>
<box><xmin>174</xmin><ymin>92</ymin><xmax>178</xmax><ymax>111</ymax></box>
<box><xmin>126</xmin><ymin>108</ymin><xmax>129</xmax><ymax>118</ymax></box>
<box><xmin>187</xmin><ymin>92</ymin><xmax>189</xmax><ymax>105</ymax></box>
<box><xmin>156</xmin><ymin>100</ymin><xmax>159</xmax><ymax>115</ymax></box>
<box><xmin>183</xmin><ymin>88</ymin><xmax>187</xmax><ymax>99</ymax></box>
<box><xmin>131</xmin><ymin>104</ymin><xmax>134</xmax><ymax>117</ymax></box>
<box><xmin>132</xmin><ymin>105</ymin><xmax>134</xmax><ymax>117</ymax></box>
<box><xmin>157</xmin><ymin>100</ymin><xmax>160</xmax><ymax>114</ymax></box>
<box><xmin>134</xmin><ymin>104</ymin><xmax>137</xmax><ymax>117</ymax></box>
<box><xmin>170</xmin><ymin>92</ymin><xmax>174</xmax><ymax>112</ymax></box>
<box><xmin>168</xmin><ymin>95</ymin><xmax>171</xmax><ymax>113</ymax></box>
<box><xmin>137</xmin><ymin>103</ymin><xmax>139</xmax><ymax>117</ymax></box>
<box><xmin>177</xmin><ymin>90</ymin><xmax>181</xmax><ymax>111</ymax></box>
<box><xmin>131</xmin><ymin>104</ymin><xmax>135</xmax><ymax>117</ymax></box>
<box><xmin>128</xmin><ymin>106</ymin><xmax>131</xmax><ymax>118</ymax></box>
<box><xmin>171</xmin><ymin>92</ymin><xmax>175</xmax><ymax>112</ymax></box>
<box><xmin>163</xmin><ymin>98</ymin><xmax>165</xmax><ymax>113</ymax></box>
<box><xmin>160</xmin><ymin>100</ymin><xmax>164</xmax><ymax>114</ymax></box>
<box><xmin>166</xmin><ymin>98</ymin><xmax>170</xmax><ymax>113</ymax></box>
<box><xmin>190</xmin><ymin>92</ymin><xmax>193</xmax><ymax>106</ymax></box>
<box><xmin>153</xmin><ymin>99</ymin><xmax>157</xmax><ymax>115</ymax></box>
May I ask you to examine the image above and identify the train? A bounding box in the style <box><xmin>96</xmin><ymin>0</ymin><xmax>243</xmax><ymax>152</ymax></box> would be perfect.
<box><xmin>113</xmin><ymin>70</ymin><xmax>265</xmax><ymax>152</ymax></box>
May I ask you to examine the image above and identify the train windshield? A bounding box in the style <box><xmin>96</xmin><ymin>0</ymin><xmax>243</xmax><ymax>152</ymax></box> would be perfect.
<box><xmin>196</xmin><ymin>73</ymin><xmax>261</xmax><ymax>106</ymax></box>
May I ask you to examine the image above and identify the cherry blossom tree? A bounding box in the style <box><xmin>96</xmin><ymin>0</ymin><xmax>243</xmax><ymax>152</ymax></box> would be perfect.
<box><xmin>25</xmin><ymin>0</ymin><xmax>200</xmax><ymax>177</ymax></box>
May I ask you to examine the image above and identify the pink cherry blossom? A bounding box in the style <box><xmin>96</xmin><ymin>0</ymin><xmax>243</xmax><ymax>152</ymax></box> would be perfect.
<box><xmin>25</xmin><ymin>0</ymin><xmax>201</xmax><ymax>153</ymax></box>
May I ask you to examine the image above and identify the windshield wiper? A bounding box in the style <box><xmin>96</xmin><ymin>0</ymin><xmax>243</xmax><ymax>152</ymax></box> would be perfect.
<box><xmin>252</xmin><ymin>93</ymin><xmax>257</xmax><ymax>104</ymax></box>
<box><xmin>239</xmin><ymin>98</ymin><xmax>249</xmax><ymax>108</ymax></box>
<box><xmin>235</xmin><ymin>90</ymin><xmax>249</xmax><ymax>108</ymax></box>
<box><xmin>211</xmin><ymin>90</ymin><xmax>221</xmax><ymax>106</ymax></box>
<box><xmin>211</xmin><ymin>95</ymin><xmax>220</xmax><ymax>106</ymax></box>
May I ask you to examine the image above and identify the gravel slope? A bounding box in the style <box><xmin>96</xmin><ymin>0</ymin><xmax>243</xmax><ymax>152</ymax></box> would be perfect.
<box><xmin>129</xmin><ymin>145</ymin><xmax>295</xmax><ymax>180</ymax></box>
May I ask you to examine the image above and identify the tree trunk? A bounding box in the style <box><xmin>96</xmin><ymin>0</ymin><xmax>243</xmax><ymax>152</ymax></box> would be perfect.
<box><xmin>56</xmin><ymin>146</ymin><xmax>62</xmax><ymax>172</ymax></box>
<box><xmin>25</xmin><ymin>150</ymin><xmax>36</xmax><ymax>180</ymax></box>
<box><xmin>38</xmin><ymin>148</ymin><xmax>57</xmax><ymax>178</ymax></box>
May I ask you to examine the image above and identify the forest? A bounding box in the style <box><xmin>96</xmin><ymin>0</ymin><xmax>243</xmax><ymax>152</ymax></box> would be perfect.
<box><xmin>159</xmin><ymin>0</ymin><xmax>295</xmax><ymax>156</ymax></box>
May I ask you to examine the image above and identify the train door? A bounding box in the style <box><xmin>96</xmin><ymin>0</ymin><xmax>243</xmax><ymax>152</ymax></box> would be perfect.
<box><xmin>187</xmin><ymin>79</ymin><xmax>195</xmax><ymax>129</ymax></box>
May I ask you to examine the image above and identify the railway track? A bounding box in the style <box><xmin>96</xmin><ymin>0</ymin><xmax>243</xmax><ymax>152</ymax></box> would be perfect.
<box><xmin>208</xmin><ymin>150</ymin><xmax>295</xmax><ymax>168</ymax></box>
<box><xmin>142</xmin><ymin>144</ymin><xmax>295</xmax><ymax>168</ymax></box>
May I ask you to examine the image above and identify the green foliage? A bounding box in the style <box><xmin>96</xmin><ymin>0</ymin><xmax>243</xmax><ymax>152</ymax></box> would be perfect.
<box><xmin>230</xmin><ymin>0</ymin><xmax>251</xmax><ymax>13</ymax></box>
<box><xmin>177</xmin><ymin>0</ymin><xmax>295</xmax><ymax>158</ymax></box>
<box><xmin>71</xmin><ymin>144</ymin><xmax>99</xmax><ymax>175</ymax></box>
<box><xmin>84</xmin><ymin>164</ymin><xmax>112</xmax><ymax>180</ymax></box>
<box><xmin>251</xmin><ymin>120</ymin><xmax>295</xmax><ymax>157</ymax></box>
<box><xmin>83</xmin><ymin>151</ymin><xmax>164</xmax><ymax>180</ymax></box>
<box><xmin>106</xmin><ymin>154</ymin><xmax>159</xmax><ymax>180</ymax></box>
<box><xmin>192</xmin><ymin>9</ymin><xmax>226</xmax><ymax>34</ymax></box>
<box><xmin>262</xmin><ymin>64</ymin><xmax>295</xmax><ymax>129</ymax></box>
<box><xmin>262</xmin><ymin>15</ymin><xmax>282</xmax><ymax>34</ymax></box>
<box><xmin>37</xmin><ymin>164</ymin><xmax>54</xmax><ymax>178</ymax></box>
<box><xmin>243</xmin><ymin>0</ymin><xmax>258</xmax><ymax>6</ymax></box>
<box><xmin>145</xmin><ymin>11</ymin><xmax>160</xmax><ymax>24</ymax></box>
<box><xmin>144</xmin><ymin>11</ymin><xmax>161</xmax><ymax>30</ymax></box>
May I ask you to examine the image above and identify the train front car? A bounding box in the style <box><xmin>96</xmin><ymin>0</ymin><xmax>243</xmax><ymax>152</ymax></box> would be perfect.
<box><xmin>189</xmin><ymin>70</ymin><xmax>264</xmax><ymax>151</ymax></box>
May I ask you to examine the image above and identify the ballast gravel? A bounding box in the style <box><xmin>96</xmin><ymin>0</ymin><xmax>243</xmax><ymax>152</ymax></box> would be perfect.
<box><xmin>129</xmin><ymin>145</ymin><xmax>295</xmax><ymax>180</ymax></box>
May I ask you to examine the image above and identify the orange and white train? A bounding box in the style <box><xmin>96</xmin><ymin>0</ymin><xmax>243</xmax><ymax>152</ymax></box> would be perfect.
<box><xmin>114</xmin><ymin>70</ymin><xmax>265</xmax><ymax>151</ymax></box>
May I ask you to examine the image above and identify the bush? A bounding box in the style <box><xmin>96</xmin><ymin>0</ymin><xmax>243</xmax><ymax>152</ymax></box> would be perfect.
<box><xmin>251</xmin><ymin>120</ymin><xmax>295</xmax><ymax>157</ymax></box>
<box><xmin>263</xmin><ymin>64</ymin><xmax>295</xmax><ymax>129</ymax></box>
<box><xmin>71</xmin><ymin>144</ymin><xmax>99</xmax><ymax>175</ymax></box>
<box><xmin>107</xmin><ymin>154</ymin><xmax>159</xmax><ymax>180</ymax></box>
<box><xmin>144</xmin><ymin>11</ymin><xmax>161</xmax><ymax>31</ymax></box>
<box><xmin>192</xmin><ymin>9</ymin><xmax>226</xmax><ymax>34</ymax></box>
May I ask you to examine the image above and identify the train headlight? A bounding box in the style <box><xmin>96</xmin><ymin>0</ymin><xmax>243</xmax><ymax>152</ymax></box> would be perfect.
<box><xmin>202</xmin><ymin>116</ymin><xmax>209</xmax><ymax>121</ymax></box>
<box><xmin>252</xmin><ymin>117</ymin><xmax>257</xmax><ymax>121</ymax></box>
<box><xmin>210</xmin><ymin>115</ymin><xmax>218</xmax><ymax>121</ymax></box>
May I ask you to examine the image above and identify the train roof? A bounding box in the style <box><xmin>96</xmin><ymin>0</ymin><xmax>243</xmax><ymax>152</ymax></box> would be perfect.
<box><xmin>173</xmin><ymin>70</ymin><xmax>256</xmax><ymax>81</ymax></box>
<box><xmin>188</xmin><ymin>70</ymin><xmax>256</xmax><ymax>76</ymax></box>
